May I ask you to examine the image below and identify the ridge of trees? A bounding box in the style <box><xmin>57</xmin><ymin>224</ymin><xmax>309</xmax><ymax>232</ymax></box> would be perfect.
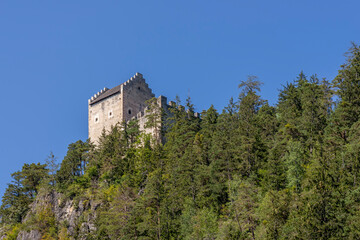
<box><xmin>1</xmin><ymin>43</ymin><xmax>360</xmax><ymax>239</ymax></box>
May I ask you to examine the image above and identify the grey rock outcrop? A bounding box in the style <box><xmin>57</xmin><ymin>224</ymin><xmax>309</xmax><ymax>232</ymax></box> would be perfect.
<box><xmin>16</xmin><ymin>190</ymin><xmax>99</xmax><ymax>240</ymax></box>
<box><xmin>17</xmin><ymin>230</ymin><xmax>41</xmax><ymax>240</ymax></box>
<box><xmin>0</xmin><ymin>227</ymin><xmax>6</xmax><ymax>240</ymax></box>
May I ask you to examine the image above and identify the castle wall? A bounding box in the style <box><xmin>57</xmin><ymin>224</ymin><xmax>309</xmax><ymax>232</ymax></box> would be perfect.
<box><xmin>122</xmin><ymin>75</ymin><xmax>155</xmax><ymax>122</ymax></box>
<box><xmin>88</xmin><ymin>92</ymin><xmax>122</xmax><ymax>143</ymax></box>
<box><xmin>88</xmin><ymin>73</ymin><xmax>155</xmax><ymax>144</ymax></box>
<box><xmin>135</xmin><ymin>95</ymin><xmax>170</xmax><ymax>143</ymax></box>
<box><xmin>88</xmin><ymin>73</ymin><xmax>201</xmax><ymax>145</ymax></box>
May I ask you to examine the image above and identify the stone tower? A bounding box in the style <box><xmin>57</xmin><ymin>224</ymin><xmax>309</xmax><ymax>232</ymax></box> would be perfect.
<box><xmin>88</xmin><ymin>72</ymin><xmax>157</xmax><ymax>143</ymax></box>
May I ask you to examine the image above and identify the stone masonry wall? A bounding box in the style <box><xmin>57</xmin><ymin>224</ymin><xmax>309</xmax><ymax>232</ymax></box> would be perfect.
<box><xmin>136</xmin><ymin>95</ymin><xmax>168</xmax><ymax>137</ymax></box>
<box><xmin>88</xmin><ymin>92</ymin><xmax>122</xmax><ymax>143</ymax></box>
<box><xmin>122</xmin><ymin>74</ymin><xmax>155</xmax><ymax>122</ymax></box>
<box><xmin>88</xmin><ymin>73</ymin><xmax>155</xmax><ymax>144</ymax></box>
<box><xmin>88</xmin><ymin>74</ymin><xmax>201</xmax><ymax>144</ymax></box>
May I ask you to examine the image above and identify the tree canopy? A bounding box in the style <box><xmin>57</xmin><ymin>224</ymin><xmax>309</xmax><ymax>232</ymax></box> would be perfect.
<box><xmin>1</xmin><ymin>43</ymin><xmax>360</xmax><ymax>240</ymax></box>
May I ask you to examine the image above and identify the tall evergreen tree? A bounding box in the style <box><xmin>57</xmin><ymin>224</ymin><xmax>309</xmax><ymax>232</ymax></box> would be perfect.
<box><xmin>237</xmin><ymin>76</ymin><xmax>267</xmax><ymax>178</ymax></box>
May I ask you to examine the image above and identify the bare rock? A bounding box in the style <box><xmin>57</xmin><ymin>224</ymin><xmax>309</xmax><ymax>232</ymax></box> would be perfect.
<box><xmin>16</xmin><ymin>230</ymin><xmax>41</xmax><ymax>240</ymax></box>
<box><xmin>19</xmin><ymin>190</ymin><xmax>99</xmax><ymax>239</ymax></box>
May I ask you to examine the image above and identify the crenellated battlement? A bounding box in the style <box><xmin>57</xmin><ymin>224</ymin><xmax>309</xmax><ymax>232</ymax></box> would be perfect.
<box><xmin>88</xmin><ymin>73</ymin><xmax>158</xmax><ymax>143</ymax></box>
<box><xmin>132</xmin><ymin>97</ymin><xmax>200</xmax><ymax>123</ymax></box>
<box><xmin>88</xmin><ymin>73</ymin><xmax>199</xmax><ymax>143</ymax></box>
<box><xmin>88</xmin><ymin>87</ymin><xmax>109</xmax><ymax>103</ymax></box>
<box><xmin>89</xmin><ymin>72</ymin><xmax>152</xmax><ymax>105</ymax></box>
<box><xmin>123</xmin><ymin>72</ymin><xmax>144</xmax><ymax>86</ymax></box>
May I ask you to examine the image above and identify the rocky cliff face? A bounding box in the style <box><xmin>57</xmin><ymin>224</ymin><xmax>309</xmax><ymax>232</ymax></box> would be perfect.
<box><xmin>15</xmin><ymin>191</ymin><xmax>100</xmax><ymax>240</ymax></box>
<box><xmin>0</xmin><ymin>228</ymin><xmax>7</xmax><ymax>240</ymax></box>
<box><xmin>17</xmin><ymin>230</ymin><xmax>42</xmax><ymax>240</ymax></box>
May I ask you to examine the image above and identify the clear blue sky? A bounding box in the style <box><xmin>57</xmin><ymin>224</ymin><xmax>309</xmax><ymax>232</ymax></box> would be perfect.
<box><xmin>0</xmin><ymin>0</ymin><xmax>359</xmax><ymax>197</ymax></box>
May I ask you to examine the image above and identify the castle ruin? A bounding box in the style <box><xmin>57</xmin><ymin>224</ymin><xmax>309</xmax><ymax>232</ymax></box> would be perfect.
<box><xmin>88</xmin><ymin>73</ymin><xmax>168</xmax><ymax>143</ymax></box>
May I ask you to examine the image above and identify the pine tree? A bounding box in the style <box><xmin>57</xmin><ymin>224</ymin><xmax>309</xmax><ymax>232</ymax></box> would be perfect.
<box><xmin>327</xmin><ymin>43</ymin><xmax>360</xmax><ymax>147</ymax></box>
<box><xmin>45</xmin><ymin>152</ymin><xmax>59</xmax><ymax>187</ymax></box>
<box><xmin>56</xmin><ymin>140</ymin><xmax>90</xmax><ymax>190</ymax></box>
<box><xmin>0</xmin><ymin>171</ymin><xmax>31</xmax><ymax>224</ymax></box>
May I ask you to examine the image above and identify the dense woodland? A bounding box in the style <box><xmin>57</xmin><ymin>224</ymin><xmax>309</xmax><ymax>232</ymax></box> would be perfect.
<box><xmin>1</xmin><ymin>44</ymin><xmax>360</xmax><ymax>239</ymax></box>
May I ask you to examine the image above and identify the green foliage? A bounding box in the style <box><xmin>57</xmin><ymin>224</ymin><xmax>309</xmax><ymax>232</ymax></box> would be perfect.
<box><xmin>44</xmin><ymin>152</ymin><xmax>60</xmax><ymax>188</ymax></box>
<box><xmin>33</xmin><ymin>204</ymin><xmax>57</xmax><ymax>238</ymax></box>
<box><xmin>218</xmin><ymin>178</ymin><xmax>258</xmax><ymax>240</ymax></box>
<box><xmin>58</xmin><ymin>227</ymin><xmax>71</xmax><ymax>240</ymax></box>
<box><xmin>0</xmin><ymin>172</ymin><xmax>31</xmax><ymax>224</ymax></box>
<box><xmin>284</xmin><ymin>140</ymin><xmax>306</xmax><ymax>192</ymax></box>
<box><xmin>96</xmin><ymin>185</ymin><xmax>137</xmax><ymax>239</ymax></box>
<box><xmin>0</xmin><ymin>163</ymin><xmax>48</xmax><ymax>225</ymax></box>
<box><xmin>256</xmin><ymin>189</ymin><xmax>291</xmax><ymax>239</ymax></box>
<box><xmin>180</xmin><ymin>199</ymin><xmax>218</xmax><ymax>240</ymax></box>
<box><xmin>56</xmin><ymin>140</ymin><xmax>90</xmax><ymax>191</ymax></box>
<box><xmin>21</xmin><ymin>163</ymin><xmax>48</xmax><ymax>198</ymax></box>
<box><xmin>2</xmin><ymin>224</ymin><xmax>21</xmax><ymax>240</ymax></box>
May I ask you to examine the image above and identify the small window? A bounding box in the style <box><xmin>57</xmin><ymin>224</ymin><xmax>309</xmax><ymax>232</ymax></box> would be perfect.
<box><xmin>138</xmin><ymin>87</ymin><xmax>141</xmax><ymax>90</ymax></box>
<box><xmin>128</xmin><ymin>109</ymin><xmax>132</xmax><ymax>115</ymax></box>
<box><xmin>94</xmin><ymin>114</ymin><xmax>99</xmax><ymax>123</ymax></box>
<box><xmin>108</xmin><ymin>111</ymin><xmax>113</xmax><ymax>118</ymax></box>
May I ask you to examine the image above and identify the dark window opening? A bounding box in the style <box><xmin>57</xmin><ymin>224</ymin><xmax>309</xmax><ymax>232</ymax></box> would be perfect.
<box><xmin>138</xmin><ymin>87</ymin><xmax>141</xmax><ymax>90</ymax></box>
<box><xmin>128</xmin><ymin>109</ymin><xmax>132</xmax><ymax>115</ymax></box>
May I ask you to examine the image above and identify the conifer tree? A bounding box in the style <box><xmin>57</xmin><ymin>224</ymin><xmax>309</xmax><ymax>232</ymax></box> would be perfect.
<box><xmin>56</xmin><ymin>140</ymin><xmax>90</xmax><ymax>190</ymax></box>
<box><xmin>0</xmin><ymin>171</ymin><xmax>30</xmax><ymax>224</ymax></box>
<box><xmin>327</xmin><ymin>43</ymin><xmax>360</xmax><ymax>147</ymax></box>
<box><xmin>237</xmin><ymin>76</ymin><xmax>266</xmax><ymax>178</ymax></box>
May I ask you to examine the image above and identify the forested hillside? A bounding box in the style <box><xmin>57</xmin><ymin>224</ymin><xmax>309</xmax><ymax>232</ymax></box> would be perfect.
<box><xmin>1</xmin><ymin>43</ymin><xmax>360</xmax><ymax>240</ymax></box>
